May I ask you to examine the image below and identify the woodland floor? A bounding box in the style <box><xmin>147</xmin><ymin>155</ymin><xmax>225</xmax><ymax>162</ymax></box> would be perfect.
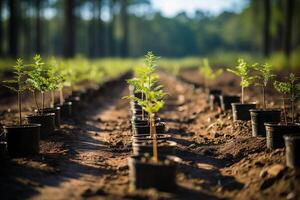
<box><xmin>0</xmin><ymin>70</ymin><xmax>299</xmax><ymax>200</ymax></box>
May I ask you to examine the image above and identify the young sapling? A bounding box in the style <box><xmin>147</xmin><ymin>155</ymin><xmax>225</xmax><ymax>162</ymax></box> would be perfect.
<box><xmin>274</xmin><ymin>73</ymin><xmax>300</xmax><ymax>124</ymax></box>
<box><xmin>125</xmin><ymin>52</ymin><xmax>165</xmax><ymax>162</ymax></box>
<box><xmin>2</xmin><ymin>59</ymin><xmax>27</xmax><ymax>125</ymax></box>
<box><xmin>252</xmin><ymin>63</ymin><xmax>275</xmax><ymax>109</ymax></box>
<box><xmin>27</xmin><ymin>55</ymin><xmax>51</xmax><ymax>114</ymax></box>
<box><xmin>227</xmin><ymin>59</ymin><xmax>254</xmax><ymax>104</ymax></box>
<box><xmin>200</xmin><ymin>58</ymin><xmax>223</xmax><ymax>89</ymax></box>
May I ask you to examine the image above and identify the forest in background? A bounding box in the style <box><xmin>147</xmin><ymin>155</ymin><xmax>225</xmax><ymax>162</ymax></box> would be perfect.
<box><xmin>0</xmin><ymin>0</ymin><xmax>299</xmax><ymax>66</ymax></box>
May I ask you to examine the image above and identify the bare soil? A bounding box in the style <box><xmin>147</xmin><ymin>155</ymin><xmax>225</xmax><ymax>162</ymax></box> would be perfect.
<box><xmin>0</xmin><ymin>70</ymin><xmax>299</xmax><ymax>200</ymax></box>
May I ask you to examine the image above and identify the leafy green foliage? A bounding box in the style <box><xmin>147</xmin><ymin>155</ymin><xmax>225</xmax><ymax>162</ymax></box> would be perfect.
<box><xmin>27</xmin><ymin>55</ymin><xmax>51</xmax><ymax>93</ymax></box>
<box><xmin>274</xmin><ymin>73</ymin><xmax>300</xmax><ymax>100</ymax></box>
<box><xmin>125</xmin><ymin>51</ymin><xmax>165</xmax><ymax>116</ymax></box>
<box><xmin>252</xmin><ymin>63</ymin><xmax>275</xmax><ymax>88</ymax></box>
<box><xmin>227</xmin><ymin>58</ymin><xmax>254</xmax><ymax>88</ymax></box>
<box><xmin>199</xmin><ymin>58</ymin><xmax>223</xmax><ymax>85</ymax></box>
<box><xmin>2</xmin><ymin>59</ymin><xmax>27</xmax><ymax>93</ymax></box>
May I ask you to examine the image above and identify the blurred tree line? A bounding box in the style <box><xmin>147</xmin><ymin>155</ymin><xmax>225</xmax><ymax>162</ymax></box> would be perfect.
<box><xmin>0</xmin><ymin>0</ymin><xmax>299</xmax><ymax>59</ymax></box>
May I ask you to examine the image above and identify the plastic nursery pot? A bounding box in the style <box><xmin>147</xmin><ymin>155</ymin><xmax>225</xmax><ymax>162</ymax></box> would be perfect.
<box><xmin>231</xmin><ymin>103</ymin><xmax>257</xmax><ymax>121</ymax></box>
<box><xmin>56</xmin><ymin>102</ymin><xmax>72</xmax><ymax>119</ymax></box>
<box><xmin>219</xmin><ymin>95</ymin><xmax>240</xmax><ymax>111</ymax></box>
<box><xmin>250</xmin><ymin>109</ymin><xmax>281</xmax><ymax>137</ymax></box>
<box><xmin>26</xmin><ymin>113</ymin><xmax>55</xmax><ymax>139</ymax></box>
<box><xmin>35</xmin><ymin>107</ymin><xmax>61</xmax><ymax>129</ymax></box>
<box><xmin>3</xmin><ymin>124</ymin><xmax>40</xmax><ymax>157</ymax></box>
<box><xmin>265</xmin><ymin>123</ymin><xmax>300</xmax><ymax>149</ymax></box>
<box><xmin>65</xmin><ymin>96</ymin><xmax>81</xmax><ymax>113</ymax></box>
<box><xmin>0</xmin><ymin>141</ymin><xmax>7</xmax><ymax>159</ymax></box>
<box><xmin>134</xmin><ymin>122</ymin><xmax>166</xmax><ymax>135</ymax></box>
<box><xmin>131</xmin><ymin>117</ymin><xmax>161</xmax><ymax>126</ymax></box>
<box><xmin>209</xmin><ymin>94</ymin><xmax>221</xmax><ymax>111</ymax></box>
<box><xmin>128</xmin><ymin>155</ymin><xmax>177</xmax><ymax>191</ymax></box>
<box><xmin>133</xmin><ymin>92</ymin><xmax>143</xmax><ymax>99</ymax></box>
<box><xmin>207</xmin><ymin>89</ymin><xmax>222</xmax><ymax>101</ymax></box>
<box><xmin>132</xmin><ymin>140</ymin><xmax>177</xmax><ymax>158</ymax></box>
<box><xmin>132</xmin><ymin>134</ymin><xmax>172</xmax><ymax>143</ymax></box>
<box><xmin>284</xmin><ymin>135</ymin><xmax>300</xmax><ymax>169</ymax></box>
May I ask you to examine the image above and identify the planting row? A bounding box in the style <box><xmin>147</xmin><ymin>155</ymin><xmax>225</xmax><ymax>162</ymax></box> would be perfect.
<box><xmin>0</xmin><ymin>55</ymin><xmax>121</xmax><ymax>158</ymax></box>
<box><xmin>124</xmin><ymin>52</ymin><xmax>178</xmax><ymax>191</ymax></box>
<box><xmin>197</xmin><ymin>59</ymin><xmax>300</xmax><ymax>169</ymax></box>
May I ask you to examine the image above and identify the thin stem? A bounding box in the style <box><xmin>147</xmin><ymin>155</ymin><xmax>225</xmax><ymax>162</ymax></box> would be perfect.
<box><xmin>60</xmin><ymin>88</ymin><xmax>64</xmax><ymax>105</ymax></box>
<box><xmin>51</xmin><ymin>91</ymin><xmax>55</xmax><ymax>108</ymax></box>
<box><xmin>41</xmin><ymin>92</ymin><xmax>45</xmax><ymax>115</ymax></box>
<box><xmin>33</xmin><ymin>91</ymin><xmax>40</xmax><ymax>114</ymax></box>
<box><xmin>291</xmin><ymin>99</ymin><xmax>294</xmax><ymax>124</ymax></box>
<box><xmin>150</xmin><ymin>114</ymin><xmax>158</xmax><ymax>162</ymax></box>
<box><xmin>283</xmin><ymin>96</ymin><xmax>287</xmax><ymax>125</ymax></box>
<box><xmin>18</xmin><ymin>91</ymin><xmax>22</xmax><ymax>125</ymax></box>
<box><xmin>141</xmin><ymin>92</ymin><xmax>144</xmax><ymax>120</ymax></box>
<box><xmin>262</xmin><ymin>86</ymin><xmax>266</xmax><ymax>109</ymax></box>
<box><xmin>241</xmin><ymin>86</ymin><xmax>244</xmax><ymax>104</ymax></box>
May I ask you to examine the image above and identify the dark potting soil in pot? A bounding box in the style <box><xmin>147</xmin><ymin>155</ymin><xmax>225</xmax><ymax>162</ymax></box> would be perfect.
<box><xmin>265</xmin><ymin>123</ymin><xmax>300</xmax><ymax>149</ymax></box>
<box><xmin>284</xmin><ymin>134</ymin><xmax>300</xmax><ymax>169</ymax></box>
<box><xmin>132</xmin><ymin>134</ymin><xmax>172</xmax><ymax>143</ymax></box>
<box><xmin>35</xmin><ymin>107</ymin><xmax>61</xmax><ymax>129</ymax></box>
<box><xmin>132</xmin><ymin>140</ymin><xmax>177</xmax><ymax>158</ymax></box>
<box><xmin>209</xmin><ymin>94</ymin><xmax>221</xmax><ymax>111</ymax></box>
<box><xmin>231</xmin><ymin>103</ymin><xmax>256</xmax><ymax>121</ymax></box>
<box><xmin>26</xmin><ymin>113</ymin><xmax>55</xmax><ymax>139</ymax></box>
<box><xmin>3</xmin><ymin>124</ymin><xmax>40</xmax><ymax>157</ymax></box>
<box><xmin>250</xmin><ymin>109</ymin><xmax>281</xmax><ymax>137</ymax></box>
<box><xmin>56</xmin><ymin>102</ymin><xmax>72</xmax><ymax>119</ymax></box>
<box><xmin>134</xmin><ymin>122</ymin><xmax>165</xmax><ymax>135</ymax></box>
<box><xmin>128</xmin><ymin>155</ymin><xmax>177</xmax><ymax>191</ymax></box>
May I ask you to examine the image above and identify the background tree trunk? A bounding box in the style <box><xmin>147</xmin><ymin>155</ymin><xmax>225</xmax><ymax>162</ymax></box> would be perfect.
<box><xmin>9</xmin><ymin>0</ymin><xmax>20</xmax><ymax>58</ymax></box>
<box><xmin>36</xmin><ymin>0</ymin><xmax>42</xmax><ymax>54</ymax></box>
<box><xmin>284</xmin><ymin>0</ymin><xmax>294</xmax><ymax>58</ymax></box>
<box><xmin>0</xmin><ymin>0</ymin><xmax>3</xmax><ymax>57</ymax></box>
<box><xmin>63</xmin><ymin>0</ymin><xmax>75</xmax><ymax>58</ymax></box>
<box><xmin>263</xmin><ymin>0</ymin><xmax>271</xmax><ymax>57</ymax></box>
<box><xmin>120</xmin><ymin>0</ymin><xmax>129</xmax><ymax>57</ymax></box>
<box><xmin>107</xmin><ymin>0</ymin><xmax>115</xmax><ymax>57</ymax></box>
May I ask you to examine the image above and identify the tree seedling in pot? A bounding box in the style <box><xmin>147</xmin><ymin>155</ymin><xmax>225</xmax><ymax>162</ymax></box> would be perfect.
<box><xmin>27</xmin><ymin>55</ymin><xmax>51</xmax><ymax>114</ymax></box>
<box><xmin>125</xmin><ymin>51</ymin><xmax>165</xmax><ymax>162</ymax></box>
<box><xmin>200</xmin><ymin>58</ymin><xmax>223</xmax><ymax>90</ymax></box>
<box><xmin>2</xmin><ymin>59</ymin><xmax>41</xmax><ymax>156</ymax></box>
<box><xmin>252</xmin><ymin>63</ymin><xmax>275</xmax><ymax>109</ymax></box>
<box><xmin>227</xmin><ymin>58</ymin><xmax>254</xmax><ymax>104</ymax></box>
<box><xmin>274</xmin><ymin>73</ymin><xmax>300</xmax><ymax>125</ymax></box>
<box><xmin>2</xmin><ymin>59</ymin><xmax>28</xmax><ymax>125</ymax></box>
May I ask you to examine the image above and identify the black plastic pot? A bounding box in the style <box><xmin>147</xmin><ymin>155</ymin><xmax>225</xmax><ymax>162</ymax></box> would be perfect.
<box><xmin>132</xmin><ymin>140</ymin><xmax>176</xmax><ymax>158</ymax></box>
<box><xmin>131</xmin><ymin>117</ymin><xmax>161</xmax><ymax>126</ymax></box>
<box><xmin>219</xmin><ymin>95</ymin><xmax>240</xmax><ymax>111</ymax></box>
<box><xmin>26</xmin><ymin>113</ymin><xmax>55</xmax><ymax>139</ymax></box>
<box><xmin>133</xmin><ymin>134</ymin><xmax>171</xmax><ymax>144</ymax></box>
<box><xmin>265</xmin><ymin>123</ymin><xmax>300</xmax><ymax>149</ymax></box>
<box><xmin>231</xmin><ymin>103</ymin><xmax>256</xmax><ymax>121</ymax></box>
<box><xmin>209</xmin><ymin>94</ymin><xmax>221</xmax><ymax>111</ymax></box>
<box><xmin>250</xmin><ymin>109</ymin><xmax>281</xmax><ymax>137</ymax></box>
<box><xmin>3</xmin><ymin>124</ymin><xmax>40</xmax><ymax>157</ymax></box>
<box><xmin>134</xmin><ymin>122</ymin><xmax>165</xmax><ymax>135</ymax></box>
<box><xmin>66</xmin><ymin>96</ymin><xmax>80</xmax><ymax>113</ymax></box>
<box><xmin>0</xmin><ymin>141</ymin><xmax>7</xmax><ymax>159</ymax></box>
<box><xmin>35</xmin><ymin>107</ymin><xmax>61</xmax><ymax>129</ymax></box>
<box><xmin>56</xmin><ymin>102</ymin><xmax>72</xmax><ymax>119</ymax></box>
<box><xmin>284</xmin><ymin>135</ymin><xmax>300</xmax><ymax>169</ymax></box>
<box><xmin>128</xmin><ymin>156</ymin><xmax>176</xmax><ymax>191</ymax></box>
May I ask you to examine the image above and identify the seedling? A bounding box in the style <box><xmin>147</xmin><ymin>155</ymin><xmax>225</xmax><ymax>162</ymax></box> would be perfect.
<box><xmin>2</xmin><ymin>59</ymin><xmax>27</xmax><ymax>125</ymax></box>
<box><xmin>252</xmin><ymin>63</ymin><xmax>275</xmax><ymax>109</ymax></box>
<box><xmin>227</xmin><ymin>59</ymin><xmax>254</xmax><ymax>104</ymax></box>
<box><xmin>274</xmin><ymin>73</ymin><xmax>300</xmax><ymax>124</ymax></box>
<box><xmin>199</xmin><ymin>58</ymin><xmax>223</xmax><ymax>89</ymax></box>
<box><xmin>125</xmin><ymin>52</ymin><xmax>165</xmax><ymax>162</ymax></box>
<box><xmin>27</xmin><ymin>55</ymin><xmax>52</xmax><ymax>114</ymax></box>
<box><xmin>48</xmin><ymin>59</ymin><xmax>65</xmax><ymax>107</ymax></box>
